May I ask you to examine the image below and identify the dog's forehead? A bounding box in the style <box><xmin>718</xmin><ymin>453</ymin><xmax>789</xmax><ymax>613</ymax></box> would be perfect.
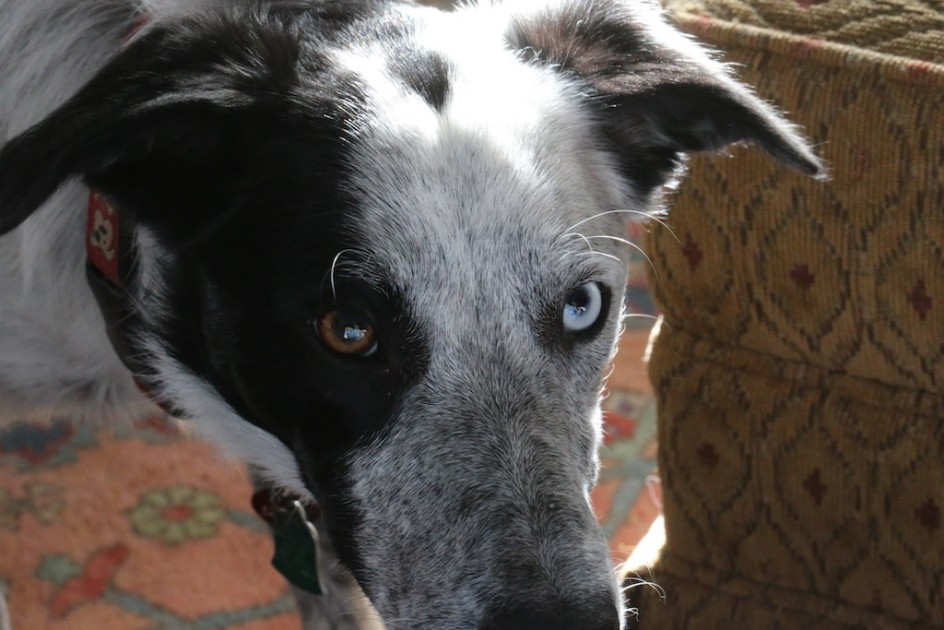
<box><xmin>330</xmin><ymin>8</ymin><xmax>630</xmax><ymax>301</ymax></box>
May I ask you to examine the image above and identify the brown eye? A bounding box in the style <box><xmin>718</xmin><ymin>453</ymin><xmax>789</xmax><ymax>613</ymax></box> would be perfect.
<box><xmin>316</xmin><ymin>310</ymin><xmax>377</xmax><ymax>356</ymax></box>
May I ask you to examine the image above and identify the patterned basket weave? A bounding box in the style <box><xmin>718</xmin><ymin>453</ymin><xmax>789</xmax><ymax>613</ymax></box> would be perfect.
<box><xmin>630</xmin><ymin>1</ymin><xmax>944</xmax><ymax>627</ymax></box>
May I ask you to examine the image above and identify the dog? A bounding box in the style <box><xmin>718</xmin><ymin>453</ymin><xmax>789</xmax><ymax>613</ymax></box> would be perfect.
<box><xmin>0</xmin><ymin>0</ymin><xmax>823</xmax><ymax>627</ymax></box>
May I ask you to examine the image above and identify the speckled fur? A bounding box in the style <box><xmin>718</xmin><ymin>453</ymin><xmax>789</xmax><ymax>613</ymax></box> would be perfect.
<box><xmin>0</xmin><ymin>1</ymin><xmax>821</xmax><ymax>628</ymax></box>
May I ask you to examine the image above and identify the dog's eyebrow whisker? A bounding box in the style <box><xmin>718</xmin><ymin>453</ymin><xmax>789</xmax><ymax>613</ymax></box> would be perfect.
<box><xmin>582</xmin><ymin>234</ymin><xmax>633</xmax><ymax>247</ymax></box>
<box><xmin>574</xmin><ymin>250</ymin><xmax>624</xmax><ymax>264</ymax></box>
<box><xmin>584</xmin><ymin>233</ymin><xmax>661</xmax><ymax>282</ymax></box>
<box><xmin>619</xmin><ymin>209</ymin><xmax>681</xmax><ymax>244</ymax></box>
<box><xmin>560</xmin><ymin>231</ymin><xmax>596</xmax><ymax>252</ymax></box>
<box><xmin>329</xmin><ymin>248</ymin><xmax>356</xmax><ymax>302</ymax></box>
<box><xmin>559</xmin><ymin>231</ymin><xmax>638</xmax><ymax>266</ymax></box>
<box><xmin>558</xmin><ymin>248</ymin><xmax>588</xmax><ymax>264</ymax></box>
<box><xmin>563</xmin><ymin>208</ymin><xmax>682</xmax><ymax>248</ymax></box>
<box><xmin>575</xmin><ymin>232</ymin><xmax>655</xmax><ymax>272</ymax></box>
<box><xmin>558</xmin><ymin>252</ymin><xmax>580</xmax><ymax>267</ymax></box>
<box><xmin>554</xmin><ymin>228</ymin><xmax>587</xmax><ymax>247</ymax></box>
<box><xmin>611</xmin><ymin>208</ymin><xmax>657</xmax><ymax>221</ymax></box>
<box><xmin>562</xmin><ymin>208</ymin><xmax>645</xmax><ymax>234</ymax></box>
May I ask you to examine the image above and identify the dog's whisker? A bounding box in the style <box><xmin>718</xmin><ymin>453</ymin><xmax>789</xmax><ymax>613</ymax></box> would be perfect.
<box><xmin>562</xmin><ymin>208</ymin><xmax>649</xmax><ymax>234</ymax></box>
<box><xmin>625</xmin><ymin>209</ymin><xmax>681</xmax><ymax>244</ymax></box>
<box><xmin>329</xmin><ymin>248</ymin><xmax>356</xmax><ymax>302</ymax></box>
<box><xmin>620</xmin><ymin>573</ymin><xmax>666</xmax><ymax>600</ymax></box>
<box><xmin>621</xmin><ymin>312</ymin><xmax>661</xmax><ymax>324</ymax></box>
<box><xmin>628</xmin><ymin>242</ymin><xmax>660</xmax><ymax>280</ymax></box>
<box><xmin>558</xmin><ymin>249</ymin><xmax>587</xmax><ymax>265</ymax></box>
<box><xmin>574</xmin><ymin>250</ymin><xmax>624</xmax><ymax>264</ymax></box>
<box><xmin>560</xmin><ymin>231</ymin><xmax>596</xmax><ymax>253</ymax></box>
<box><xmin>582</xmin><ymin>232</ymin><xmax>661</xmax><ymax>283</ymax></box>
<box><xmin>610</xmin><ymin>208</ymin><xmax>658</xmax><ymax>222</ymax></box>
<box><xmin>554</xmin><ymin>227</ymin><xmax>589</xmax><ymax>248</ymax></box>
<box><xmin>601</xmin><ymin>361</ymin><xmax>617</xmax><ymax>387</ymax></box>
<box><xmin>582</xmin><ymin>234</ymin><xmax>633</xmax><ymax>247</ymax></box>
<box><xmin>567</xmin><ymin>233</ymin><xmax>660</xmax><ymax>281</ymax></box>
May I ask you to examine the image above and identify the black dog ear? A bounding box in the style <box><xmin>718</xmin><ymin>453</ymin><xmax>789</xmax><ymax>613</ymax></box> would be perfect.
<box><xmin>0</xmin><ymin>13</ymin><xmax>309</xmax><ymax>243</ymax></box>
<box><xmin>506</xmin><ymin>0</ymin><xmax>825</xmax><ymax>189</ymax></box>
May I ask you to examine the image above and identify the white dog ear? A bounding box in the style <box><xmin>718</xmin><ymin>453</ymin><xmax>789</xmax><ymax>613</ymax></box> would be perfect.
<box><xmin>504</xmin><ymin>0</ymin><xmax>825</xmax><ymax>188</ymax></box>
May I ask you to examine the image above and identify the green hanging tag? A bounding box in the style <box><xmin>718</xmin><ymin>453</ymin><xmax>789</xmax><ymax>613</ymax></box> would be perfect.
<box><xmin>271</xmin><ymin>501</ymin><xmax>323</xmax><ymax>595</ymax></box>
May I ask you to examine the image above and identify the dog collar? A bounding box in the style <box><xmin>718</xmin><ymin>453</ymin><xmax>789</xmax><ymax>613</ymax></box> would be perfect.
<box><xmin>84</xmin><ymin>13</ymin><xmax>325</xmax><ymax>597</ymax></box>
<box><xmin>85</xmin><ymin>190</ymin><xmax>179</xmax><ymax>413</ymax></box>
<box><xmin>87</xmin><ymin>193</ymin><xmax>325</xmax><ymax>594</ymax></box>
<box><xmin>85</xmin><ymin>190</ymin><xmax>138</xmax><ymax>361</ymax></box>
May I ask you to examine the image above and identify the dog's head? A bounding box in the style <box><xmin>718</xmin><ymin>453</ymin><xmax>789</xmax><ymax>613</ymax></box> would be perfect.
<box><xmin>0</xmin><ymin>0</ymin><xmax>822</xmax><ymax>627</ymax></box>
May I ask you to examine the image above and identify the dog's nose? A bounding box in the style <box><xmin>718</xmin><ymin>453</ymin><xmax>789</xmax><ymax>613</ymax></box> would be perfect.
<box><xmin>480</xmin><ymin>597</ymin><xmax>621</xmax><ymax>630</ymax></box>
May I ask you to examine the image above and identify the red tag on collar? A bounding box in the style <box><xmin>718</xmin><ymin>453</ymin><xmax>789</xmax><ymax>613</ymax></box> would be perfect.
<box><xmin>86</xmin><ymin>190</ymin><xmax>177</xmax><ymax>415</ymax></box>
<box><xmin>87</xmin><ymin>190</ymin><xmax>121</xmax><ymax>285</ymax></box>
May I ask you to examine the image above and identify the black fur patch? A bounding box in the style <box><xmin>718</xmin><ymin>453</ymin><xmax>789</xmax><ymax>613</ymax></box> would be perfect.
<box><xmin>388</xmin><ymin>48</ymin><xmax>451</xmax><ymax>111</ymax></box>
<box><xmin>0</xmin><ymin>0</ymin><xmax>430</xmax><ymax>583</ymax></box>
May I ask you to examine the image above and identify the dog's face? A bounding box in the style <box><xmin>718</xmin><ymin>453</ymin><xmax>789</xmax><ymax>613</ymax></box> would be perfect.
<box><xmin>0</xmin><ymin>0</ymin><xmax>822</xmax><ymax>627</ymax></box>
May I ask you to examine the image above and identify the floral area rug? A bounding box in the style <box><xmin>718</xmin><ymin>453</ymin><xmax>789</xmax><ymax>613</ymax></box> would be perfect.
<box><xmin>0</xmin><ymin>225</ymin><xmax>659</xmax><ymax>629</ymax></box>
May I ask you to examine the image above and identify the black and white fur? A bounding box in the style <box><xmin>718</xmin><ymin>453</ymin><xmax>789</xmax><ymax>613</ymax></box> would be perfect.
<box><xmin>0</xmin><ymin>0</ymin><xmax>823</xmax><ymax>628</ymax></box>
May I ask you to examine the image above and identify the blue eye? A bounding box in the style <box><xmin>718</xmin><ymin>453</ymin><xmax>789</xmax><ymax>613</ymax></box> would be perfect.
<box><xmin>562</xmin><ymin>282</ymin><xmax>603</xmax><ymax>333</ymax></box>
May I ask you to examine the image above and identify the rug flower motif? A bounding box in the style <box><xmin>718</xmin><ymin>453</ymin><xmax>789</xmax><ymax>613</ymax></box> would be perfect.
<box><xmin>130</xmin><ymin>486</ymin><xmax>227</xmax><ymax>545</ymax></box>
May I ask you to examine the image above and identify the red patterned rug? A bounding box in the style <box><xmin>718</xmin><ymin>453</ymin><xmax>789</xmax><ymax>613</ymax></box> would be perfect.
<box><xmin>0</xmin><ymin>329</ymin><xmax>658</xmax><ymax>629</ymax></box>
